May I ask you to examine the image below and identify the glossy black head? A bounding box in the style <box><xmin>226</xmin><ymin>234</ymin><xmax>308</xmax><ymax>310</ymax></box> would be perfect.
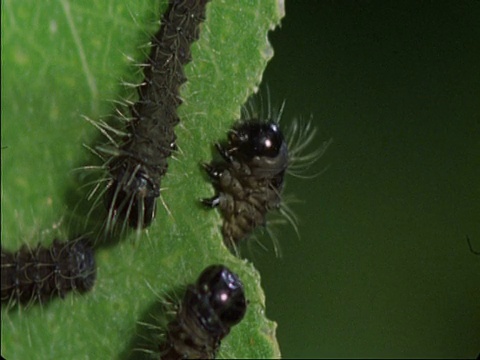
<box><xmin>196</xmin><ymin>265</ymin><xmax>247</xmax><ymax>329</ymax></box>
<box><xmin>230</xmin><ymin>120</ymin><xmax>284</xmax><ymax>160</ymax></box>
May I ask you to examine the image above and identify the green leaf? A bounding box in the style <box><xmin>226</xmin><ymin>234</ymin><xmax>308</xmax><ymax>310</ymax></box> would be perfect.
<box><xmin>1</xmin><ymin>0</ymin><xmax>284</xmax><ymax>358</ymax></box>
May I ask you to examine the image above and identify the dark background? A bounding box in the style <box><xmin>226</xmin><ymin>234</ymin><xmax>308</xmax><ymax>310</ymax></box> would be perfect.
<box><xmin>251</xmin><ymin>1</ymin><xmax>480</xmax><ymax>358</ymax></box>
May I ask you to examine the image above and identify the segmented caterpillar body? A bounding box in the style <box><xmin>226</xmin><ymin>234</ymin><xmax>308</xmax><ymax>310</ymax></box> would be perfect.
<box><xmin>1</xmin><ymin>236</ymin><xmax>96</xmax><ymax>306</ymax></box>
<box><xmin>102</xmin><ymin>0</ymin><xmax>211</xmax><ymax>230</ymax></box>
<box><xmin>202</xmin><ymin>120</ymin><xmax>287</xmax><ymax>246</ymax></box>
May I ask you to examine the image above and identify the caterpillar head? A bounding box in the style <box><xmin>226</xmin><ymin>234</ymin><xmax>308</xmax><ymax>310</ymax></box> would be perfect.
<box><xmin>228</xmin><ymin>119</ymin><xmax>289</xmax><ymax>179</ymax></box>
<box><xmin>187</xmin><ymin>265</ymin><xmax>246</xmax><ymax>335</ymax></box>
<box><xmin>105</xmin><ymin>164</ymin><xmax>159</xmax><ymax>230</ymax></box>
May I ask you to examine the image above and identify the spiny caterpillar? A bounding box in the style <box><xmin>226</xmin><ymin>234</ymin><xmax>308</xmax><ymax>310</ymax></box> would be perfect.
<box><xmin>202</xmin><ymin>95</ymin><xmax>332</xmax><ymax>252</ymax></box>
<box><xmin>159</xmin><ymin>265</ymin><xmax>247</xmax><ymax>359</ymax></box>
<box><xmin>1</xmin><ymin>236</ymin><xmax>96</xmax><ymax>307</ymax></box>
<box><xmin>96</xmin><ymin>0</ymin><xmax>211</xmax><ymax>231</ymax></box>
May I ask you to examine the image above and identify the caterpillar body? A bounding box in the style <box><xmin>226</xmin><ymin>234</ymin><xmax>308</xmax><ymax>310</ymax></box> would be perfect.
<box><xmin>1</xmin><ymin>236</ymin><xmax>96</xmax><ymax>307</ymax></box>
<box><xmin>101</xmin><ymin>0</ymin><xmax>211</xmax><ymax>230</ymax></box>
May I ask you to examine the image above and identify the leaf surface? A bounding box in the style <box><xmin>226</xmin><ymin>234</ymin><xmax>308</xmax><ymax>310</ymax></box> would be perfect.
<box><xmin>1</xmin><ymin>0</ymin><xmax>284</xmax><ymax>358</ymax></box>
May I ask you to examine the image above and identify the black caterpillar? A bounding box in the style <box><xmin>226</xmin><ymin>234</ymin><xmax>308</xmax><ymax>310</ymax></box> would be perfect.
<box><xmin>159</xmin><ymin>265</ymin><xmax>247</xmax><ymax>359</ymax></box>
<box><xmin>1</xmin><ymin>236</ymin><xmax>96</xmax><ymax>306</ymax></box>
<box><xmin>202</xmin><ymin>99</ymin><xmax>331</xmax><ymax>251</ymax></box>
<box><xmin>101</xmin><ymin>0</ymin><xmax>211</xmax><ymax>230</ymax></box>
